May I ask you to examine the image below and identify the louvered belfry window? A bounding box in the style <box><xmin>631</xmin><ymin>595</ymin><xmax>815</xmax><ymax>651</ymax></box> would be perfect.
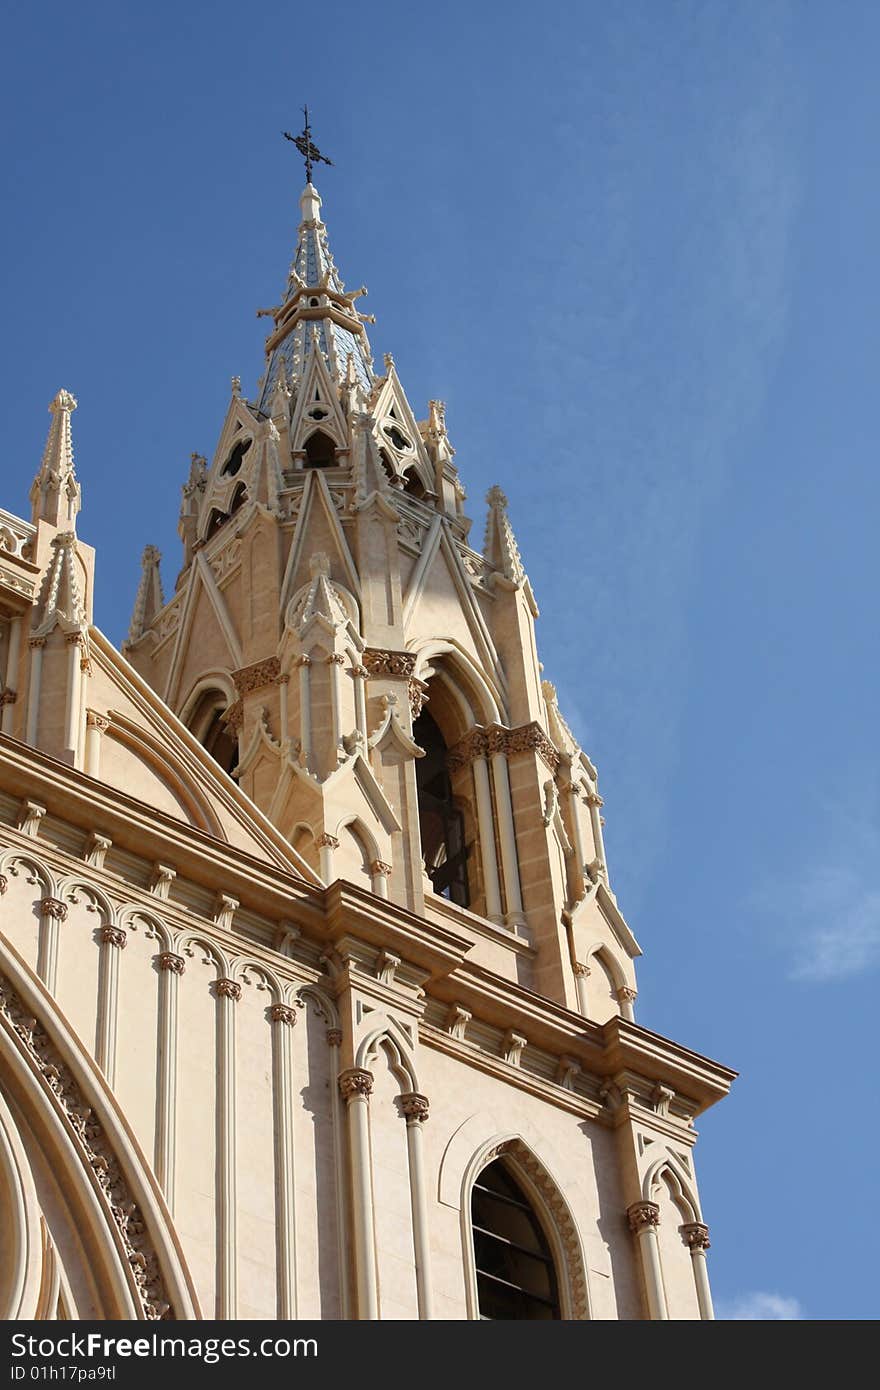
<box><xmin>471</xmin><ymin>1160</ymin><xmax>561</xmax><ymax>1319</ymax></box>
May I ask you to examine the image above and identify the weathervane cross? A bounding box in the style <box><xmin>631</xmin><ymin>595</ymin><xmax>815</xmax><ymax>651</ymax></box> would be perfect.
<box><xmin>282</xmin><ymin>106</ymin><xmax>334</xmax><ymax>184</ymax></box>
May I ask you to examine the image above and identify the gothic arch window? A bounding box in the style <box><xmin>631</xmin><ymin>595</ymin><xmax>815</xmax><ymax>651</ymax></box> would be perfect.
<box><xmin>471</xmin><ymin>1158</ymin><xmax>561</xmax><ymax>1320</ymax></box>
<box><xmin>413</xmin><ymin>707</ymin><xmax>469</xmax><ymax>907</ymax></box>
<box><xmin>403</xmin><ymin>468</ymin><xmax>429</xmax><ymax>501</ymax></box>
<box><xmin>187</xmin><ymin>689</ymin><xmax>237</xmax><ymax>776</ymax></box>
<box><xmin>221</xmin><ymin>438</ymin><xmax>252</xmax><ymax>477</ymax></box>
<box><xmin>304</xmin><ymin>430</ymin><xmax>336</xmax><ymax>468</ymax></box>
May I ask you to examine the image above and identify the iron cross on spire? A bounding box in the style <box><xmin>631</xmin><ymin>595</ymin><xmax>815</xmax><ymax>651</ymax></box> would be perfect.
<box><xmin>282</xmin><ymin>106</ymin><xmax>334</xmax><ymax>185</ymax></box>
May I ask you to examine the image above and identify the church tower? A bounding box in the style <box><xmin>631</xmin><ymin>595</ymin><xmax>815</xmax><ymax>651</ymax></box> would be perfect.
<box><xmin>0</xmin><ymin>155</ymin><xmax>734</xmax><ymax>1321</ymax></box>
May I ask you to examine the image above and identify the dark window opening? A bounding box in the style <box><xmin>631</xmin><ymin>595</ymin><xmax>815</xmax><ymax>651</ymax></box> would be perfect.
<box><xmin>472</xmin><ymin>1160</ymin><xmax>561</xmax><ymax>1320</ymax></box>
<box><xmin>383</xmin><ymin>422</ymin><xmax>411</xmax><ymax>453</ymax></box>
<box><xmin>403</xmin><ymin>469</ymin><xmax>428</xmax><ymax>501</ymax></box>
<box><xmin>413</xmin><ymin>709</ymin><xmax>469</xmax><ymax>907</ymax></box>
<box><xmin>189</xmin><ymin>694</ymin><xmax>238</xmax><ymax>777</ymax></box>
<box><xmin>229</xmin><ymin>482</ymin><xmax>247</xmax><ymax>517</ymax></box>
<box><xmin>221</xmin><ymin>438</ymin><xmax>252</xmax><ymax>477</ymax></box>
<box><xmin>205</xmin><ymin>508</ymin><xmax>226</xmax><ymax>540</ymax></box>
<box><xmin>304</xmin><ymin>430</ymin><xmax>336</xmax><ymax>468</ymax></box>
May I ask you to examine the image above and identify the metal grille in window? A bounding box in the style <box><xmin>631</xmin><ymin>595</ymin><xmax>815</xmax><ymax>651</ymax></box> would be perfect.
<box><xmin>472</xmin><ymin>1160</ymin><xmax>560</xmax><ymax>1320</ymax></box>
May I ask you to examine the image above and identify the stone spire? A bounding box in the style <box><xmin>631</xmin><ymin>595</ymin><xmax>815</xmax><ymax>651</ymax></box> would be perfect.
<box><xmin>30</xmin><ymin>390</ymin><xmax>81</xmax><ymax>529</ymax></box>
<box><xmin>257</xmin><ymin>184</ymin><xmax>375</xmax><ymax>413</ymax></box>
<box><xmin>483</xmin><ymin>486</ymin><xmax>526</xmax><ymax>585</ymax></box>
<box><xmin>32</xmin><ymin>531</ymin><xmax>87</xmax><ymax>637</ymax></box>
<box><xmin>128</xmin><ymin>546</ymin><xmax>165</xmax><ymax>644</ymax></box>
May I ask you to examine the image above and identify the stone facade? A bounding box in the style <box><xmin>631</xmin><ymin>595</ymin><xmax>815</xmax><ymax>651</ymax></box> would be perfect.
<box><xmin>0</xmin><ymin>179</ymin><xmax>734</xmax><ymax>1320</ymax></box>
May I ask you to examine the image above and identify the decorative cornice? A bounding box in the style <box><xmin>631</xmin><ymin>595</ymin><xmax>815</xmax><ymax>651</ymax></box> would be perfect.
<box><xmin>0</xmin><ymin>971</ymin><xmax>171</xmax><ymax>1318</ymax></box>
<box><xmin>447</xmin><ymin>721</ymin><xmax>560</xmax><ymax>774</ymax></box>
<box><xmin>681</xmin><ymin>1222</ymin><xmax>711</xmax><ymax>1251</ymax></box>
<box><xmin>233</xmin><ymin>656</ymin><xmax>281</xmax><ymax>697</ymax></box>
<box><xmin>158</xmin><ymin>952</ymin><xmax>185</xmax><ymax>975</ymax></box>
<box><xmin>338</xmin><ymin>1067</ymin><xmax>373</xmax><ymax>1100</ymax></box>
<box><xmin>269</xmin><ymin>1003</ymin><xmax>298</xmax><ymax>1026</ymax></box>
<box><xmin>99</xmin><ymin>925</ymin><xmax>127</xmax><ymax>949</ymax></box>
<box><xmin>214</xmin><ymin>978</ymin><xmax>242</xmax><ymax>1001</ymax></box>
<box><xmin>41</xmin><ymin>897</ymin><xmax>68</xmax><ymax>922</ymax></box>
<box><xmin>627</xmin><ymin>1200</ymin><xmax>661</xmax><ymax>1233</ymax></box>
<box><xmin>362</xmin><ymin>648</ymin><xmax>417</xmax><ymax>679</ymax></box>
<box><xmin>399</xmin><ymin>1091</ymin><xmax>430</xmax><ymax>1123</ymax></box>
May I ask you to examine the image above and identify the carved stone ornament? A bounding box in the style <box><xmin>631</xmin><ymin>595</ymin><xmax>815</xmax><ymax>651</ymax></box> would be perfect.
<box><xmin>447</xmin><ymin>721</ymin><xmax>560</xmax><ymax>774</ymax></box>
<box><xmin>338</xmin><ymin>1067</ymin><xmax>374</xmax><ymax>1100</ymax></box>
<box><xmin>399</xmin><ymin>1091</ymin><xmax>430</xmax><ymax>1123</ymax></box>
<box><xmin>326</xmin><ymin>1028</ymin><xmax>343</xmax><ymax>1047</ymax></box>
<box><xmin>627</xmin><ymin>1200</ymin><xmax>661</xmax><ymax>1233</ymax></box>
<box><xmin>362</xmin><ymin>648</ymin><xmax>417</xmax><ymax>679</ymax></box>
<box><xmin>222</xmin><ymin>699</ymin><xmax>243</xmax><ymax>732</ymax></box>
<box><xmin>0</xmin><ymin>971</ymin><xmax>172</xmax><ymax>1318</ymax></box>
<box><xmin>0</xmin><ymin>688</ymin><xmax>17</xmax><ymax>705</ymax></box>
<box><xmin>681</xmin><ymin>1221</ymin><xmax>711</xmax><ymax>1251</ymax></box>
<box><xmin>409</xmin><ymin>677</ymin><xmax>429</xmax><ymax>718</ymax></box>
<box><xmin>99</xmin><ymin>925</ymin><xmax>128</xmax><ymax>950</ymax></box>
<box><xmin>316</xmin><ymin>833</ymin><xmax>340</xmax><ymax>850</ymax></box>
<box><xmin>370</xmin><ymin>859</ymin><xmax>392</xmax><ymax>877</ymax></box>
<box><xmin>158</xmin><ymin>952</ymin><xmax>185</xmax><ymax>975</ymax></box>
<box><xmin>86</xmin><ymin>710</ymin><xmax>111</xmax><ymax>733</ymax></box>
<box><xmin>0</xmin><ymin>873</ymin><xmax>7</xmax><ymax>895</ymax></box>
<box><xmin>214</xmin><ymin>978</ymin><xmax>242</xmax><ymax>1001</ymax></box>
<box><xmin>41</xmin><ymin>897</ymin><xmax>68</xmax><ymax>922</ymax></box>
<box><xmin>617</xmin><ymin>986</ymin><xmax>638</xmax><ymax>1004</ymax></box>
<box><xmin>270</xmin><ymin>1003</ymin><xmax>297</xmax><ymax>1026</ymax></box>
<box><xmin>232</xmin><ymin>656</ymin><xmax>281</xmax><ymax>697</ymax></box>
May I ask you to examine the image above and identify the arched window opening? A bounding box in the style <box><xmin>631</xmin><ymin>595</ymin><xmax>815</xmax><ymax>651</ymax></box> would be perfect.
<box><xmin>228</xmin><ymin>482</ymin><xmax>247</xmax><ymax>518</ymax></box>
<box><xmin>304</xmin><ymin>430</ymin><xmax>336</xmax><ymax>468</ymax></box>
<box><xmin>188</xmin><ymin>690</ymin><xmax>238</xmax><ymax>776</ymax></box>
<box><xmin>221</xmin><ymin>438</ymin><xmax>252</xmax><ymax>477</ymax></box>
<box><xmin>413</xmin><ymin>708</ymin><xmax>469</xmax><ymax>906</ymax></box>
<box><xmin>205</xmin><ymin>508</ymin><xmax>226</xmax><ymax>540</ymax></box>
<box><xmin>471</xmin><ymin>1160</ymin><xmax>561</xmax><ymax>1320</ymax></box>
<box><xmin>403</xmin><ymin>468</ymin><xmax>429</xmax><ymax>501</ymax></box>
<box><xmin>378</xmin><ymin>448</ymin><xmax>396</xmax><ymax>484</ymax></box>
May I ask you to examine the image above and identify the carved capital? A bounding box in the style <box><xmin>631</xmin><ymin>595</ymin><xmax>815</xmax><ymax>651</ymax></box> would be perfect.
<box><xmin>326</xmin><ymin>1027</ymin><xmax>343</xmax><ymax>1048</ymax></box>
<box><xmin>585</xmin><ymin>791</ymin><xmax>604</xmax><ymax>808</ymax></box>
<box><xmin>617</xmin><ymin>986</ymin><xmax>638</xmax><ymax>1004</ymax></box>
<box><xmin>99</xmin><ymin>925</ymin><xmax>127</xmax><ymax>949</ymax></box>
<box><xmin>316</xmin><ymin>833</ymin><xmax>339</xmax><ymax>850</ymax></box>
<box><xmin>627</xmin><ymin>1201</ymin><xmax>661</xmax><ymax>1233</ymax></box>
<box><xmin>370</xmin><ymin>859</ymin><xmax>392</xmax><ymax>877</ymax></box>
<box><xmin>41</xmin><ymin>897</ymin><xmax>68</xmax><ymax>922</ymax></box>
<box><xmin>338</xmin><ymin>1067</ymin><xmax>373</xmax><ymax>1100</ymax></box>
<box><xmin>409</xmin><ymin>677</ymin><xmax>429</xmax><ymax>718</ymax></box>
<box><xmin>326</xmin><ymin>652</ymin><xmax>345</xmax><ymax>665</ymax></box>
<box><xmin>270</xmin><ymin>1003</ymin><xmax>298</xmax><ymax>1026</ymax></box>
<box><xmin>681</xmin><ymin>1222</ymin><xmax>711</xmax><ymax>1251</ymax></box>
<box><xmin>232</xmin><ymin>656</ymin><xmax>281</xmax><ymax>696</ymax></box>
<box><xmin>158</xmin><ymin>952</ymin><xmax>185</xmax><ymax>975</ymax></box>
<box><xmin>0</xmin><ymin>688</ymin><xmax>17</xmax><ymax>706</ymax></box>
<box><xmin>28</xmin><ymin>636</ymin><xmax>47</xmax><ymax>650</ymax></box>
<box><xmin>447</xmin><ymin>721</ymin><xmax>560</xmax><ymax>774</ymax></box>
<box><xmin>86</xmin><ymin>710</ymin><xmax>111</xmax><ymax>733</ymax></box>
<box><xmin>214</xmin><ymin>978</ymin><xmax>241</xmax><ymax>1002</ymax></box>
<box><xmin>362</xmin><ymin>648</ymin><xmax>417</xmax><ymax>679</ymax></box>
<box><xmin>399</xmin><ymin>1091</ymin><xmax>430</xmax><ymax>1123</ymax></box>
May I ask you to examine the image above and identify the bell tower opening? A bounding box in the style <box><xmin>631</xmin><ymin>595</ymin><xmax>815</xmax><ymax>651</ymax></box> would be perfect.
<box><xmin>304</xmin><ymin>430</ymin><xmax>336</xmax><ymax>468</ymax></box>
<box><xmin>187</xmin><ymin>689</ymin><xmax>238</xmax><ymax>777</ymax></box>
<box><xmin>413</xmin><ymin>707</ymin><xmax>469</xmax><ymax>907</ymax></box>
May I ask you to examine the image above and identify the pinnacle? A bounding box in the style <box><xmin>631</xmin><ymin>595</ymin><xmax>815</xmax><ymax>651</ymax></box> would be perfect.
<box><xmin>30</xmin><ymin>388</ymin><xmax>81</xmax><ymax>529</ymax></box>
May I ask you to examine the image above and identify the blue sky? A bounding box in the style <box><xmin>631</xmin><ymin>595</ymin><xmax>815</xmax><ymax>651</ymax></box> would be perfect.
<box><xmin>2</xmin><ymin>0</ymin><xmax>877</xmax><ymax>1319</ymax></box>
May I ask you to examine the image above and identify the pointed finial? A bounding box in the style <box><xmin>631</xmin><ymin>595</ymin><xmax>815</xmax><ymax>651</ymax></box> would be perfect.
<box><xmin>484</xmin><ymin>486</ymin><xmax>525</xmax><ymax>584</ymax></box>
<box><xmin>127</xmin><ymin>545</ymin><xmax>165</xmax><ymax>645</ymax></box>
<box><xmin>486</xmin><ymin>485</ymin><xmax>509</xmax><ymax>510</ymax></box>
<box><xmin>231</xmin><ymin>375</ymin><xmax>241</xmax><ymax>398</ymax></box>
<box><xmin>30</xmin><ymin>389</ymin><xmax>81</xmax><ymax>529</ymax></box>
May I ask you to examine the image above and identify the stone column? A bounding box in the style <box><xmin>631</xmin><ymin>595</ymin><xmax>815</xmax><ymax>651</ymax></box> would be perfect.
<box><xmin>472</xmin><ymin>755</ymin><xmax>503</xmax><ymax>923</ymax></box>
<box><xmin>352</xmin><ymin>664</ymin><xmax>368</xmax><ymax>742</ymax></box>
<box><xmin>64</xmin><ymin>633</ymin><xmax>82</xmax><ymax>758</ymax></box>
<box><xmin>370</xmin><ymin>859</ymin><xmax>392</xmax><ymax>899</ymax></box>
<box><xmin>627</xmin><ymin>1201</ymin><xmax>668</xmax><ymax>1320</ymax></box>
<box><xmin>297</xmin><ymin>656</ymin><xmax>312</xmax><ymax>767</ymax></box>
<box><xmin>270</xmin><ymin>1002</ymin><xmax>298</xmax><ymax>1319</ymax></box>
<box><xmin>277</xmin><ymin>671</ymin><xmax>289</xmax><ymax>738</ymax></box>
<box><xmin>2</xmin><ymin>616</ymin><xmax>21</xmax><ymax>733</ymax></box>
<box><xmin>95</xmin><ymin>925</ymin><xmax>127</xmax><ymax>1085</ymax></box>
<box><xmin>617</xmin><ymin>985</ymin><xmax>637</xmax><ymax>1023</ymax></box>
<box><xmin>327</xmin><ymin>1028</ymin><xmax>350</xmax><ymax>1319</ymax></box>
<box><xmin>681</xmin><ymin>1222</ymin><xmax>714</xmax><ymax>1319</ymax></box>
<box><xmin>573</xmin><ymin>961</ymin><xmax>590</xmax><ymax>1018</ymax></box>
<box><xmin>155</xmin><ymin>952</ymin><xmax>184</xmax><ymax>1209</ymax></box>
<box><xmin>85</xmin><ymin>711</ymin><xmax>110</xmax><ymax>778</ymax></box>
<box><xmin>26</xmin><ymin>637</ymin><xmax>45</xmax><ymax>746</ymax></box>
<box><xmin>36</xmin><ymin>895</ymin><xmax>67</xmax><ymax>993</ymax></box>
<box><xmin>399</xmin><ymin>1091</ymin><xmax>433</xmax><ymax>1320</ymax></box>
<box><xmin>316</xmin><ymin>833</ymin><xmax>339</xmax><ymax>885</ymax></box>
<box><xmin>490</xmin><ymin>749</ymin><xmax>526</xmax><ymax>929</ymax></box>
<box><xmin>338</xmin><ymin>1067</ymin><xmax>378</xmax><ymax>1320</ymax></box>
<box><xmin>214</xmin><ymin>977</ymin><xmax>241</xmax><ymax>1319</ymax></box>
<box><xmin>328</xmin><ymin>653</ymin><xmax>345</xmax><ymax>754</ymax></box>
<box><xmin>586</xmin><ymin>790</ymin><xmax>608</xmax><ymax>882</ymax></box>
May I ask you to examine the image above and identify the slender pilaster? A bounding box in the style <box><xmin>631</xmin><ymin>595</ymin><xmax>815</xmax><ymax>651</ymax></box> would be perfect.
<box><xmin>270</xmin><ymin>1002</ymin><xmax>298</xmax><ymax>1319</ymax></box>
<box><xmin>26</xmin><ymin>638</ymin><xmax>45</xmax><ymax>746</ymax></box>
<box><xmin>399</xmin><ymin>1092</ymin><xmax>433</xmax><ymax>1320</ymax></box>
<box><xmin>617</xmin><ymin>985</ymin><xmax>637</xmax><ymax>1023</ymax></box>
<box><xmin>681</xmin><ymin>1222</ymin><xmax>714</xmax><ymax>1320</ymax></box>
<box><xmin>2</xmin><ymin>616</ymin><xmax>21</xmax><ymax>733</ymax></box>
<box><xmin>328</xmin><ymin>652</ymin><xmax>344</xmax><ymax>754</ymax></box>
<box><xmin>472</xmin><ymin>755</ymin><xmax>503</xmax><ymax>923</ymax></box>
<box><xmin>317</xmin><ymin>833</ymin><xmax>339</xmax><ymax>884</ymax></box>
<box><xmin>298</xmin><ymin>656</ymin><xmax>311</xmax><ymax>766</ymax></box>
<box><xmin>628</xmin><ymin>1201</ymin><xmax>668</xmax><ymax>1320</ymax></box>
<box><xmin>37</xmin><ymin>896</ymin><xmax>67</xmax><ymax>993</ymax></box>
<box><xmin>352</xmin><ymin>664</ymin><xmax>368</xmax><ymax>742</ymax></box>
<box><xmin>95</xmin><ymin>925</ymin><xmax>126</xmax><ymax>1085</ymax></box>
<box><xmin>214</xmin><ymin>977</ymin><xmax>241</xmax><ymax>1318</ymax></box>
<box><xmin>490</xmin><ymin>750</ymin><xmax>526</xmax><ymax>928</ymax></box>
<box><xmin>586</xmin><ymin>790</ymin><xmax>608</xmax><ymax>882</ymax></box>
<box><xmin>327</xmin><ymin>1028</ymin><xmax>350</xmax><ymax>1320</ymax></box>
<box><xmin>573</xmin><ymin>961</ymin><xmax>590</xmax><ymax>1017</ymax></box>
<box><xmin>278</xmin><ymin>671</ymin><xmax>289</xmax><ymax>739</ymax></box>
<box><xmin>155</xmin><ymin>952</ymin><xmax>184</xmax><ymax>1208</ymax></box>
<box><xmin>64</xmin><ymin>633</ymin><xmax>82</xmax><ymax>759</ymax></box>
<box><xmin>85</xmin><ymin>711</ymin><xmax>110</xmax><ymax>778</ymax></box>
<box><xmin>338</xmin><ymin>1067</ymin><xmax>378</xmax><ymax>1320</ymax></box>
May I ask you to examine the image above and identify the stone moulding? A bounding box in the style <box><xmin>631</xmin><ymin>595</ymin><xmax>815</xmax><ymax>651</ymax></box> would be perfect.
<box><xmin>361</xmin><ymin>648</ymin><xmax>417</xmax><ymax>678</ymax></box>
<box><xmin>0</xmin><ymin>970</ymin><xmax>173</xmax><ymax>1320</ymax></box>
<box><xmin>447</xmin><ymin>721</ymin><xmax>561</xmax><ymax>774</ymax></box>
